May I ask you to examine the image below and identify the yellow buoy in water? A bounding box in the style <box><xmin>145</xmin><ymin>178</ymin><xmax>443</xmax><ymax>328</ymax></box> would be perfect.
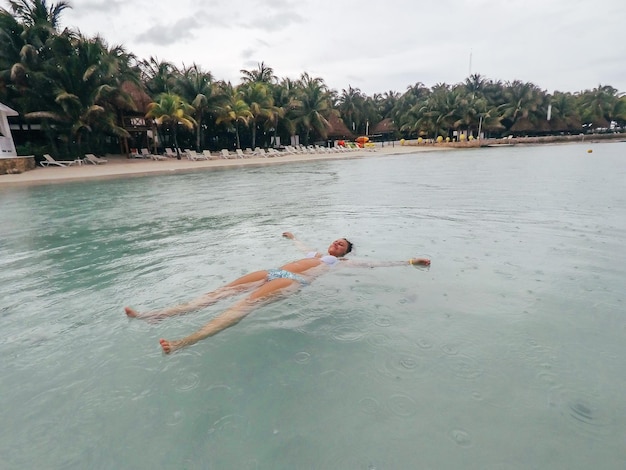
<box><xmin>587</xmin><ymin>149</ymin><xmax>593</xmax><ymax>153</ymax></box>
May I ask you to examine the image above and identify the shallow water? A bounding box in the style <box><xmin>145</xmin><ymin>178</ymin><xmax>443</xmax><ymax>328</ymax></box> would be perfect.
<box><xmin>1</xmin><ymin>142</ymin><xmax>625</xmax><ymax>469</ymax></box>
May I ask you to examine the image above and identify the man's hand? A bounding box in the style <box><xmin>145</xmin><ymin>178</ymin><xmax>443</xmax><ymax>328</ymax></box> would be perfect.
<box><xmin>282</xmin><ymin>232</ymin><xmax>295</xmax><ymax>239</ymax></box>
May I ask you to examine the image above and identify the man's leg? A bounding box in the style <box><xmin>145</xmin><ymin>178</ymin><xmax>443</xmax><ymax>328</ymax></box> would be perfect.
<box><xmin>160</xmin><ymin>277</ymin><xmax>300</xmax><ymax>353</ymax></box>
<box><xmin>125</xmin><ymin>270</ymin><xmax>269</xmax><ymax>319</ymax></box>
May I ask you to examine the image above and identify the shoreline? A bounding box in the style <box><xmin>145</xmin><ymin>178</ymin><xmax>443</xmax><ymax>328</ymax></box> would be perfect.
<box><xmin>0</xmin><ymin>143</ymin><xmax>445</xmax><ymax>188</ymax></box>
<box><xmin>1</xmin><ymin>135</ymin><xmax>623</xmax><ymax>188</ymax></box>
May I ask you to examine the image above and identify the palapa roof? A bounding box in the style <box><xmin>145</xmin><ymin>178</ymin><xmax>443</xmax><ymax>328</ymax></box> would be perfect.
<box><xmin>120</xmin><ymin>81</ymin><xmax>153</xmax><ymax>114</ymax></box>
<box><xmin>371</xmin><ymin>118</ymin><xmax>396</xmax><ymax>134</ymax></box>
<box><xmin>591</xmin><ymin>116</ymin><xmax>610</xmax><ymax>129</ymax></box>
<box><xmin>326</xmin><ymin>113</ymin><xmax>355</xmax><ymax>139</ymax></box>
<box><xmin>510</xmin><ymin>117</ymin><xmax>553</xmax><ymax>133</ymax></box>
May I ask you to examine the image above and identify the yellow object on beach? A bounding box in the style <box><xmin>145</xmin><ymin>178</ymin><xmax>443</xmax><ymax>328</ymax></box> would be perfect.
<box><xmin>400</xmin><ymin>139</ymin><xmax>405</xmax><ymax>145</ymax></box>
<box><xmin>436</xmin><ymin>136</ymin><xmax>443</xmax><ymax>143</ymax></box>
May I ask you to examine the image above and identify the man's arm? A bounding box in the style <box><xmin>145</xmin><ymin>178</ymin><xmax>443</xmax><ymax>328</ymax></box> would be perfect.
<box><xmin>282</xmin><ymin>232</ymin><xmax>315</xmax><ymax>253</ymax></box>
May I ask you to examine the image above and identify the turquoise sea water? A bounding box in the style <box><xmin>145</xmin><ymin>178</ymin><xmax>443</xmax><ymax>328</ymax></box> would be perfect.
<box><xmin>1</xmin><ymin>142</ymin><xmax>625</xmax><ymax>469</ymax></box>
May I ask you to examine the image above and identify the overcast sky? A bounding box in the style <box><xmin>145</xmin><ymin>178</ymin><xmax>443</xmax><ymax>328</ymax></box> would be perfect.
<box><xmin>59</xmin><ymin>0</ymin><xmax>626</xmax><ymax>96</ymax></box>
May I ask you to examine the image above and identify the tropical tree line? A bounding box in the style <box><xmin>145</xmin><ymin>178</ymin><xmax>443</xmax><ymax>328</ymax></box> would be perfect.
<box><xmin>1</xmin><ymin>0</ymin><xmax>625</xmax><ymax>158</ymax></box>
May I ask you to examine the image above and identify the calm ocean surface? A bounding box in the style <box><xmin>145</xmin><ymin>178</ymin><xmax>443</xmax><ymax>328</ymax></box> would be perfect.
<box><xmin>1</xmin><ymin>142</ymin><xmax>625</xmax><ymax>469</ymax></box>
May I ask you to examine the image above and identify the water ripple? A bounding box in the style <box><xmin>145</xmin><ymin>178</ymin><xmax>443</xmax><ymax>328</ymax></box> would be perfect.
<box><xmin>358</xmin><ymin>396</ymin><xmax>380</xmax><ymax>415</ymax></box>
<box><xmin>174</xmin><ymin>373</ymin><xmax>199</xmax><ymax>393</ymax></box>
<box><xmin>549</xmin><ymin>387</ymin><xmax>615</xmax><ymax>438</ymax></box>
<box><xmin>373</xmin><ymin>316</ymin><xmax>393</xmax><ymax>328</ymax></box>
<box><xmin>385</xmin><ymin>393</ymin><xmax>418</xmax><ymax>417</ymax></box>
<box><xmin>330</xmin><ymin>325</ymin><xmax>365</xmax><ymax>342</ymax></box>
<box><xmin>373</xmin><ymin>349</ymin><xmax>433</xmax><ymax>381</ymax></box>
<box><xmin>294</xmin><ymin>351</ymin><xmax>311</xmax><ymax>364</ymax></box>
<box><xmin>448</xmin><ymin>428</ymin><xmax>473</xmax><ymax>447</ymax></box>
<box><xmin>444</xmin><ymin>354</ymin><xmax>483</xmax><ymax>380</ymax></box>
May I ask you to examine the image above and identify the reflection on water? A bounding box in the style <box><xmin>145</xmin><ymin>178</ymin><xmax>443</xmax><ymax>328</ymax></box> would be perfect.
<box><xmin>1</xmin><ymin>142</ymin><xmax>625</xmax><ymax>469</ymax></box>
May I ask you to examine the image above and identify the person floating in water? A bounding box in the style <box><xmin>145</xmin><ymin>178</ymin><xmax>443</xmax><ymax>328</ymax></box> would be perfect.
<box><xmin>125</xmin><ymin>232</ymin><xmax>431</xmax><ymax>354</ymax></box>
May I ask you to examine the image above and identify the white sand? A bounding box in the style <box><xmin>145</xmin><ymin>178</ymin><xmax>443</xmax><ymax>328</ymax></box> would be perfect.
<box><xmin>0</xmin><ymin>144</ymin><xmax>448</xmax><ymax>188</ymax></box>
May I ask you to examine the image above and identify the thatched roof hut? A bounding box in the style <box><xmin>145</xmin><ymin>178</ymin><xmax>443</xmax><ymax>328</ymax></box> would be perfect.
<box><xmin>326</xmin><ymin>113</ymin><xmax>355</xmax><ymax>139</ymax></box>
<box><xmin>510</xmin><ymin>117</ymin><xmax>551</xmax><ymax>134</ymax></box>
<box><xmin>118</xmin><ymin>82</ymin><xmax>154</xmax><ymax>154</ymax></box>
<box><xmin>120</xmin><ymin>81</ymin><xmax>153</xmax><ymax>114</ymax></box>
<box><xmin>371</xmin><ymin>118</ymin><xmax>396</xmax><ymax>135</ymax></box>
<box><xmin>591</xmin><ymin>116</ymin><xmax>610</xmax><ymax>129</ymax></box>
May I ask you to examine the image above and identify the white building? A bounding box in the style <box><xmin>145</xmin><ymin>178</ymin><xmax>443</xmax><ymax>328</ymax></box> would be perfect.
<box><xmin>0</xmin><ymin>102</ymin><xmax>19</xmax><ymax>158</ymax></box>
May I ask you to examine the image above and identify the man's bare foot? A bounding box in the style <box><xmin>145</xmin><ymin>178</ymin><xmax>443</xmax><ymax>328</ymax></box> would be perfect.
<box><xmin>410</xmin><ymin>258</ymin><xmax>431</xmax><ymax>267</ymax></box>
<box><xmin>160</xmin><ymin>338</ymin><xmax>183</xmax><ymax>354</ymax></box>
<box><xmin>125</xmin><ymin>306</ymin><xmax>139</xmax><ymax>318</ymax></box>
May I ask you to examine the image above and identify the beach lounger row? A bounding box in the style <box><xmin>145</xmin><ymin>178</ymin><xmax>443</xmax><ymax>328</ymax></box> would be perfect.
<box><xmin>216</xmin><ymin>148</ymin><xmax>291</xmax><ymax>159</ymax></box>
<box><xmin>40</xmin><ymin>153</ymin><xmax>109</xmax><ymax>167</ymax></box>
<box><xmin>282</xmin><ymin>144</ymin><xmax>362</xmax><ymax>155</ymax></box>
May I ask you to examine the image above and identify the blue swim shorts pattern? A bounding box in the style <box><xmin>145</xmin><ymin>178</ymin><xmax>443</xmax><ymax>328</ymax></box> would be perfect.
<box><xmin>266</xmin><ymin>269</ymin><xmax>308</xmax><ymax>285</ymax></box>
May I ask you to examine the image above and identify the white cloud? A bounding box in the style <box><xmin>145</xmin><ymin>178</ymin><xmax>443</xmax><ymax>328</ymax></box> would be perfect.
<box><xmin>60</xmin><ymin>0</ymin><xmax>626</xmax><ymax>95</ymax></box>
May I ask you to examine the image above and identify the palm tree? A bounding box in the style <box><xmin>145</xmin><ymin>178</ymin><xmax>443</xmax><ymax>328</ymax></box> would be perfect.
<box><xmin>239</xmin><ymin>81</ymin><xmax>273</xmax><ymax>149</ymax></box>
<box><xmin>240</xmin><ymin>61</ymin><xmax>276</xmax><ymax>85</ymax></box>
<box><xmin>174</xmin><ymin>63</ymin><xmax>225</xmax><ymax>151</ymax></box>
<box><xmin>337</xmin><ymin>85</ymin><xmax>365</xmax><ymax>134</ymax></box>
<box><xmin>378</xmin><ymin>91</ymin><xmax>400</xmax><ymax>118</ymax></box>
<box><xmin>0</xmin><ymin>12</ymin><xmax>28</xmax><ymax>101</ymax></box>
<box><xmin>392</xmin><ymin>82</ymin><xmax>430</xmax><ymax>137</ymax></box>
<box><xmin>146</xmin><ymin>93</ymin><xmax>195</xmax><ymax>159</ymax></box>
<box><xmin>577</xmin><ymin>85</ymin><xmax>624</xmax><ymax>128</ymax></box>
<box><xmin>417</xmin><ymin>83</ymin><xmax>457</xmax><ymax>139</ymax></box>
<box><xmin>270</xmin><ymin>78</ymin><xmax>298</xmax><ymax>147</ymax></box>
<box><xmin>140</xmin><ymin>56</ymin><xmax>177</xmax><ymax>96</ymax></box>
<box><xmin>215</xmin><ymin>82</ymin><xmax>252</xmax><ymax>150</ymax></box>
<box><xmin>4</xmin><ymin>0</ymin><xmax>70</xmax><ymax>48</ymax></box>
<box><xmin>24</xmin><ymin>33</ymin><xmax>137</xmax><ymax>155</ymax></box>
<box><xmin>499</xmin><ymin>80</ymin><xmax>546</xmax><ymax>134</ymax></box>
<box><xmin>0</xmin><ymin>0</ymin><xmax>70</xmax><ymax>107</ymax></box>
<box><xmin>547</xmin><ymin>91</ymin><xmax>581</xmax><ymax>132</ymax></box>
<box><xmin>294</xmin><ymin>73</ymin><xmax>332</xmax><ymax>145</ymax></box>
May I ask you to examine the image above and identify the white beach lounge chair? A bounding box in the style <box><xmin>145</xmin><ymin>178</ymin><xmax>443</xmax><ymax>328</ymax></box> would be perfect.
<box><xmin>235</xmin><ymin>149</ymin><xmax>247</xmax><ymax>159</ymax></box>
<box><xmin>266</xmin><ymin>148</ymin><xmax>283</xmax><ymax>157</ymax></box>
<box><xmin>170</xmin><ymin>148</ymin><xmax>188</xmax><ymax>159</ymax></box>
<box><xmin>140</xmin><ymin>148</ymin><xmax>154</xmax><ymax>158</ymax></box>
<box><xmin>152</xmin><ymin>153</ymin><xmax>168</xmax><ymax>160</ymax></box>
<box><xmin>40</xmin><ymin>154</ymin><xmax>76</xmax><ymax>167</ymax></box>
<box><xmin>203</xmin><ymin>150</ymin><xmax>217</xmax><ymax>160</ymax></box>
<box><xmin>220</xmin><ymin>149</ymin><xmax>233</xmax><ymax>159</ymax></box>
<box><xmin>164</xmin><ymin>148</ymin><xmax>177</xmax><ymax>158</ymax></box>
<box><xmin>187</xmin><ymin>150</ymin><xmax>208</xmax><ymax>161</ymax></box>
<box><xmin>84</xmin><ymin>154</ymin><xmax>108</xmax><ymax>164</ymax></box>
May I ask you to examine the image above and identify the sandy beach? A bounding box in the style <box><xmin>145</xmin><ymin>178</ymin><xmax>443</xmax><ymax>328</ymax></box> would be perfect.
<box><xmin>0</xmin><ymin>143</ymin><xmax>445</xmax><ymax>188</ymax></box>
